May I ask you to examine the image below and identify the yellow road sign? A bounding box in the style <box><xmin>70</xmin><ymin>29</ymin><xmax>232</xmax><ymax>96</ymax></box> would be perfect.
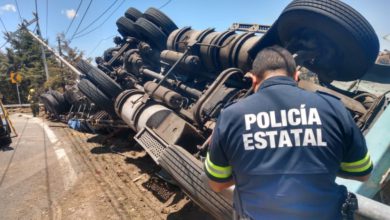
<box><xmin>10</xmin><ymin>72</ymin><xmax>22</xmax><ymax>84</ymax></box>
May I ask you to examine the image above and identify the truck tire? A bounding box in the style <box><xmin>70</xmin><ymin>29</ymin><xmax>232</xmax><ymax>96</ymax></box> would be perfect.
<box><xmin>143</xmin><ymin>7</ymin><xmax>178</xmax><ymax>36</ymax></box>
<box><xmin>40</xmin><ymin>93</ymin><xmax>61</xmax><ymax>115</ymax></box>
<box><xmin>103</xmin><ymin>47</ymin><xmax>120</xmax><ymax>62</ymax></box>
<box><xmin>53</xmin><ymin>91</ymin><xmax>71</xmax><ymax>113</ymax></box>
<box><xmin>76</xmin><ymin>59</ymin><xmax>93</xmax><ymax>74</ymax></box>
<box><xmin>40</xmin><ymin>94</ymin><xmax>52</xmax><ymax>113</ymax></box>
<box><xmin>77</xmin><ymin>79</ymin><xmax>116</xmax><ymax>116</ymax></box>
<box><xmin>125</xmin><ymin>7</ymin><xmax>142</xmax><ymax>22</ymax></box>
<box><xmin>277</xmin><ymin>0</ymin><xmax>379</xmax><ymax>81</ymax></box>
<box><xmin>84</xmin><ymin>67</ymin><xmax>123</xmax><ymax>99</ymax></box>
<box><xmin>116</xmin><ymin>16</ymin><xmax>140</xmax><ymax>38</ymax></box>
<box><xmin>135</xmin><ymin>17</ymin><xmax>167</xmax><ymax>50</ymax></box>
<box><xmin>117</xmin><ymin>29</ymin><xmax>127</xmax><ymax>39</ymax></box>
<box><xmin>64</xmin><ymin>90</ymin><xmax>84</xmax><ymax>105</ymax></box>
<box><xmin>158</xmin><ymin>145</ymin><xmax>233</xmax><ymax>220</ymax></box>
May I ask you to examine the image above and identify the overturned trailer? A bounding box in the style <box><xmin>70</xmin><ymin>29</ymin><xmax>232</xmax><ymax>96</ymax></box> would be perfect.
<box><xmin>31</xmin><ymin>0</ymin><xmax>390</xmax><ymax>219</ymax></box>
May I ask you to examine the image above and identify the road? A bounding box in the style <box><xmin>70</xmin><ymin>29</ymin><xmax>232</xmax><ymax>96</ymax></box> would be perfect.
<box><xmin>0</xmin><ymin>113</ymin><xmax>213</xmax><ymax>220</ymax></box>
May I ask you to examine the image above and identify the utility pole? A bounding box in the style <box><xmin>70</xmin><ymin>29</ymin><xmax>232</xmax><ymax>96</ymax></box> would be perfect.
<box><xmin>33</xmin><ymin>12</ymin><xmax>50</xmax><ymax>82</ymax></box>
<box><xmin>16</xmin><ymin>83</ymin><xmax>21</xmax><ymax>107</ymax></box>
<box><xmin>57</xmin><ymin>36</ymin><xmax>65</xmax><ymax>90</ymax></box>
<box><xmin>25</xmin><ymin>29</ymin><xmax>83</xmax><ymax>77</ymax></box>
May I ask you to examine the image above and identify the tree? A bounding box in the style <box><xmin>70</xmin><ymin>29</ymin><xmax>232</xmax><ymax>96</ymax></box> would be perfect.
<box><xmin>0</xmin><ymin>29</ymin><xmax>84</xmax><ymax>104</ymax></box>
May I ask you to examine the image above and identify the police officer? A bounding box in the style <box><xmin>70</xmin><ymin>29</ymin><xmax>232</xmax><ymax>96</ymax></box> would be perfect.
<box><xmin>28</xmin><ymin>88</ymin><xmax>39</xmax><ymax>117</ymax></box>
<box><xmin>204</xmin><ymin>46</ymin><xmax>373</xmax><ymax>220</ymax></box>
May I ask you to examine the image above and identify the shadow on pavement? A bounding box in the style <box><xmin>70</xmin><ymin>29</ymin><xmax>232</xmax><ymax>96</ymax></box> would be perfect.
<box><xmin>0</xmin><ymin>146</ymin><xmax>14</xmax><ymax>152</ymax></box>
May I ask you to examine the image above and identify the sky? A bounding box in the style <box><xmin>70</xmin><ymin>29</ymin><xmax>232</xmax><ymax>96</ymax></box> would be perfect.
<box><xmin>0</xmin><ymin>0</ymin><xmax>389</xmax><ymax>60</ymax></box>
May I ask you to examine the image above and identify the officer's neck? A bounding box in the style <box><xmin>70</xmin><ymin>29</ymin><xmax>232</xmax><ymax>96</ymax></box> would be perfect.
<box><xmin>253</xmin><ymin>69</ymin><xmax>289</xmax><ymax>92</ymax></box>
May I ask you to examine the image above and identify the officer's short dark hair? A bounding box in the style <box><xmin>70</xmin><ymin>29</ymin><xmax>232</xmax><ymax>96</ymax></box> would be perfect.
<box><xmin>251</xmin><ymin>46</ymin><xmax>296</xmax><ymax>77</ymax></box>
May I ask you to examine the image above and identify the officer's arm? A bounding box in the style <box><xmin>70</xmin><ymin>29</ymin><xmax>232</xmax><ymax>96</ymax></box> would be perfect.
<box><xmin>208</xmin><ymin>179</ymin><xmax>235</xmax><ymax>192</ymax></box>
<box><xmin>204</xmin><ymin>151</ymin><xmax>235</xmax><ymax>192</ymax></box>
<box><xmin>338</xmin><ymin>110</ymin><xmax>373</xmax><ymax>182</ymax></box>
<box><xmin>338</xmin><ymin>150</ymin><xmax>372</xmax><ymax>182</ymax></box>
<box><xmin>203</xmin><ymin>116</ymin><xmax>235</xmax><ymax>192</ymax></box>
<box><xmin>338</xmin><ymin>173</ymin><xmax>370</xmax><ymax>182</ymax></box>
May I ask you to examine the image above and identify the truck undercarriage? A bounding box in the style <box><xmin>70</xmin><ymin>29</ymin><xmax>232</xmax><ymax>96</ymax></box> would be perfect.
<box><xmin>36</xmin><ymin>0</ymin><xmax>390</xmax><ymax>219</ymax></box>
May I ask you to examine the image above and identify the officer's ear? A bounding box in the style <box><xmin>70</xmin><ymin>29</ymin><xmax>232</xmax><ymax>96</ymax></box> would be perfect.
<box><xmin>293</xmin><ymin>71</ymin><xmax>300</xmax><ymax>81</ymax></box>
<box><xmin>245</xmin><ymin>72</ymin><xmax>257</xmax><ymax>84</ymax></box>
<box><xmin>246</xmin><ymin>72</ymin><xmax>262</xmax><ymax>91</ymax></box>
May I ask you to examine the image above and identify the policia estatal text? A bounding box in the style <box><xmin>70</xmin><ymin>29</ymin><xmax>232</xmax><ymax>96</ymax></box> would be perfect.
<box><xmin>243</xmin><ymin>105</ymin><xmax>327</xmax><ymax>149</ymax></box>
<box><xmin>204</xmin><ymin>46</ymin><xmax>373</xmax><ymax>220</ymax></box>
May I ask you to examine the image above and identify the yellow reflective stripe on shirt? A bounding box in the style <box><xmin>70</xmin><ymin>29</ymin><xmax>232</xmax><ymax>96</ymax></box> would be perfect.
<box><xmin>205</xmin><ymin>153</ymin><xmax>232</xmax><ymax>179</ymax></box>
<box><xmin>341</xmin><ymin>153</ymin><xmax>372</xmax><ymax>173</ymax></box>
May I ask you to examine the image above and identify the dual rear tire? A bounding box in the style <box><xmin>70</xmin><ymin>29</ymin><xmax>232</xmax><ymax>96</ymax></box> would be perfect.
<box><xmin>249</xmin><ymin>0</ymin><xmax>379</xmax><ymax>81</ymax></box>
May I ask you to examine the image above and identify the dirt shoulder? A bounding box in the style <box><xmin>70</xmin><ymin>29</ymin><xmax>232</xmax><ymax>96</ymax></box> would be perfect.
<box><xmin>0</xmin><ymin>113</ymin><xmax>213</xmax><ymax>220</ymax></box>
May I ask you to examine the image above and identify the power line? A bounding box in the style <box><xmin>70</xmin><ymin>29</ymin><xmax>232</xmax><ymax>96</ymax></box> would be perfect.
<box><xmin>74</xmin><ymin>0</ymin><xmax>119</xmax><ymax>36</ymax></box>
<box><xmin>0</xmin><ymin>40</ymin><xmax>9</xmax><ymax>50</ymax></box>
<box><xmin>73</xmin><ymin>0</ymin><xmax>125</xmax><ymax>40</ymax></box>
<box><xmin>88</xmin><ymin>34</ymin><xmax>115</xmax><ymax>57</ymax></box>
<box><xmin>159</xmin><ymin>0</ymin><xmax>172</xmax><ymax>9</ymax></box>
<box><xmin>34</xmin><ymin>0</ymin><xmax>39</xmax><ymax>17</ymax></box>
<box><xmin>68</xmin><ymin>0</ymin><xmax>94</xmax><ymax>43</ymax></box>
<box><xmin>14</xmin><ymin>0</ymin><xmax>23</xmax><ymax>22</ymax></box>
<box><xmin>34</xmin><ymin>0</ymin><xmax>42</xmax><ymax>34</ymax></box>
<box><xmin>35</xmin><ymin>0</ymin><xmax>50</xmax><ymax>81</ymax></box>
<box><xmin>46</xmin><ymin>0</ymin><xmax>48</xmax><ymax>38</ymax></box>
<box><xmin>0</xmin><ymin>17</ymin><xmax>9</xmax><ymax>49</ymax></box>
<box><xmin>64</xmin><ymin>0</ymin><xmax>84</xmax><ymax>37</ymax></box>
<box><xmin>0</xmin><ymin>16</ymin><xmax>9</xmax><ymax>33</ymax></box>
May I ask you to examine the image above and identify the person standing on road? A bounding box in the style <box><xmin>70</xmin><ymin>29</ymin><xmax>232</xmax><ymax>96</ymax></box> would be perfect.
<box><xmin>204</xmin><ymin>46</ymin><xmax>373</xmax><ymax>220</ymax></box>
<box><xmin>28</xmin><ymin>88</ymin><xmax>40</xmax><ymax>117</ymax></box>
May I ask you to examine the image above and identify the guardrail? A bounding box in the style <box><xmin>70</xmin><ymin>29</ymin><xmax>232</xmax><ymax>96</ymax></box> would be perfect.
<box><xmin>3</xmin><ymin>104</ymin><xmax>44</xmax><ymax>108</ymax></box>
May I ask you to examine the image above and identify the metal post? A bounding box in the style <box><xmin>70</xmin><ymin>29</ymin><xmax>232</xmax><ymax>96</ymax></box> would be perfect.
<box><xmin>34</xmin><ymin>12</ymin><xmax>50</xmax><ymax>81</ymax></box>
<box><xmin>39</xmin><ymin>42</ymin><xmax>50</xmax><ymax>81</ymax></box>
<box><xmin>57</xmin><ymin>36</ymin><xmax>65</xmax><ymax>89</ymax></box>
<box><xmin>16</xmin><ymin>83</ymin><xmax>21</xmax><ymax>107</ymax></box>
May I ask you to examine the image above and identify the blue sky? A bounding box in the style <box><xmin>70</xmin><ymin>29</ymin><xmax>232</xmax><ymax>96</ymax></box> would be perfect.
<box><xmin>0</xmin><ymin>0</ymin><xmax>389</xmax><ymax>59</ymax></box>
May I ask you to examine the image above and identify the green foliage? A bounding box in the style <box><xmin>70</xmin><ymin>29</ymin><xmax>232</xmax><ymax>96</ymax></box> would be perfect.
<box><xmin>0</xmin><ymin>30</ymin><xmax>84</xmax><ymax>104</ymax></box>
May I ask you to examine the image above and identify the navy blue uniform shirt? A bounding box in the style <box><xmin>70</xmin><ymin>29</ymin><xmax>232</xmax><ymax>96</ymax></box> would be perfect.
<box><xmin>204</xmin><ymin>76</ymin><xmax>373</xmax><ymax>220</ymax></box>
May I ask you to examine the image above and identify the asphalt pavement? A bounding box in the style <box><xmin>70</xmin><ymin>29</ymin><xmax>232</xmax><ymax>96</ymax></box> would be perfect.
<box><xmin>0</xmin><ymin>113</ymin><xmax>74</xmax><ymax>219</ymax></box>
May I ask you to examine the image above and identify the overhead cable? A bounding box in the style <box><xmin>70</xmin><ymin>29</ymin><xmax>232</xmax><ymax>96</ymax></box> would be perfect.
<box><xmin>46</xmin><ymin>0</ymin><xmax>48</xmax><ymax>38</ymax></box>
<box><xmin>88</xmin><ymin>34</ymin><xmax>115</xmax><ymax>56</ymax></box>
<box><xmin>73</xmin><ymin>0</ymin><xmax>125</xmax><ymax>40</ymax></box>
<box><xmin>64</xmin><ymin>0</ymin><xmax>84</xmax><ymax>36</ymax></box>
<box><xmin>34</xmin><ymin>0</ymin><xmax>42</xmax><ymax>34</ymax></box>
<box><xmin>69</xmin><ymin>0</ymin><xmax>94</xmax><ymax>43</ymax></box>
<box><xmin>74</xmin><ymin>0</ymin><xmax>119</xmax><ymax>36</ymax></box>
<box><xmin>0</xmin><ymin>40</ymin><xmax>9</xmax><ymax>50</ymax></box>
<box><xmin>0</xmin><ymin>16</ymin><xmax>9</xmax><ymax>33</ymax></box>
<box><xmin>14</xmin><ymin>0</ymin><xmax>23</xmax><ymax>22</ymax></box>
<box><xmin>34</xmin><ymin>0</ymin><xmax>39</xmax><ymax>18</ymax></box>
<box><xmin>159</xmin><ymin>0</ymin><xmax>172</xmax><ymax>9</ymax></box>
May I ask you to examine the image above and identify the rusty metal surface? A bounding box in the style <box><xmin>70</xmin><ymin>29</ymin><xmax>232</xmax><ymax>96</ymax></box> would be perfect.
<box><xmin>298</xmin><ymin>80</ymin><xmax>367</xmax><ymax>115</ymax></box>
<box><xmin>229</xmin><ymin>23</ymin><xmax>271</xmax><ymax>33</ymax></box>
